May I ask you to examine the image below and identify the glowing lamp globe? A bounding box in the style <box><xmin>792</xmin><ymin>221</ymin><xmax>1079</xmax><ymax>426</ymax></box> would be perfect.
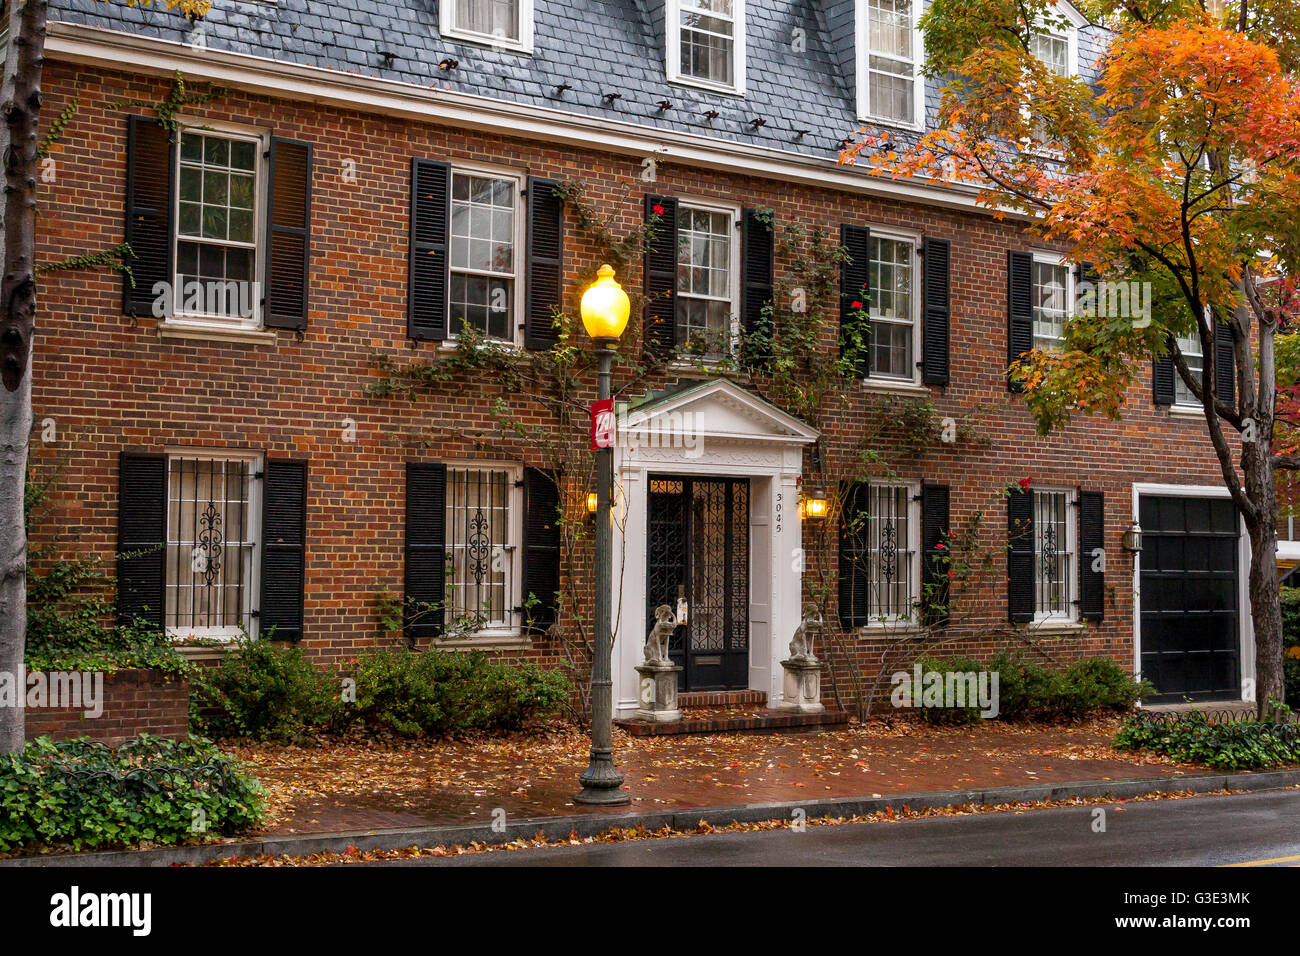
<box><xmin>580</xmin><ymin>264</ymin><xmax>631</xmax><ymax>343</ymax></box>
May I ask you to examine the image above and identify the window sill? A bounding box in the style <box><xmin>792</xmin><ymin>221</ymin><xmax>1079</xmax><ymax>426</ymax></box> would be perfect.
<box><xmin>1169</xmin><ymin>404</ymin><xmax>1207</xmax><ymax>419</ymax></box>
<box><xmin>667</xmin><ymin>75</ymin><xmax>745</xmax><ymax>98</ymax></box>
<box><xmin>158</xmin><ymin>319</ymin><xmax>277</xmax><ymax>345</ymax></box>
<box><xmin>433</xmin><ymin>633</ymin><xmax>532</xmax><ymax>651</ymax></box>
<box><xmin>441</xmin><ymin>28</ymin><xmax>533</xmax><ymax>55</ymax></box>
<box><xmin>1026</xmin><ymin>619</ymin><xmax>1087</xmax><ymax>636</ymax></box>
<box><xmin>856</xmin><ymin>115</ymin><xmax>923</xmax><ymax>135</ymax></box>
<box><xmin>861</xmin><ymin>378</ymin><xmax>930</xmax><ymax>398</ymax></box>
<box><xmin>858</xmin><ymin>621</ymin><xmax>925</xmax><ymax>635</ymax></box>
<box><xmin>438</xmin><ymin>339</ymin><xmax>521</xmax><ymax>354</ymax></box>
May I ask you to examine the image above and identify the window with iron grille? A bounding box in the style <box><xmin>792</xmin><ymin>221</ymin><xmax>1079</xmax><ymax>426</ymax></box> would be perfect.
<box><xmin>1033</xmin><ymin>487</ymin><xmax>1076</xmax><ymax>621</ymax></box>
<box><xmin>866</xmin><ymin>483</ymin><xmax>918</xmax><ymax>623</ymax></box>
<box><xmin>445</xmin><ymin>466</ymin><xmax>519</xmax><ymax>634</ymax></box>
<box><xmin>165</xmin><ymin>454</ymin><xmax>260</xmax><ymax>639</ymax></box>
<box><xmin>869</xmin><ymin>235</ymin><xmax>917</xmax><ymax>380</ymax></box>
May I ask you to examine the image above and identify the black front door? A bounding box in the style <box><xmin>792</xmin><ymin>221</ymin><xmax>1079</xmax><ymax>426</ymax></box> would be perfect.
<box><xmin>646</xmin><ymin>476</ymin><xmax>750</xmax><ymax>691</ymax></box>
<box><xmin>1139</xmin><ymin>495</ymin><xmax>1241</xmax><ymax>703</ymax></box>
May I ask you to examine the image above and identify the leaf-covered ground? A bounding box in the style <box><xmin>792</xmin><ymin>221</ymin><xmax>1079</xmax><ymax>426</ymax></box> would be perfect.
<box><xmin>227</xmin><ymin>716</ymin><xmax>1209</xmax><ymax>838</ymax></box>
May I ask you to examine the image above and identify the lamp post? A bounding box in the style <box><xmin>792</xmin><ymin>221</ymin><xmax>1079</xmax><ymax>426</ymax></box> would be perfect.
<box><xmin>575</xmin><ymin>264</ymin><xmax>632</xmax><ymax>806</ymax></box>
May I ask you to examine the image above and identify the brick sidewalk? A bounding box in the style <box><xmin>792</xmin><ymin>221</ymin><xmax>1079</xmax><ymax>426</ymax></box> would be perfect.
<box><xmin>228</xmin><ymin>717</ymin><xmax>1211</xmax><ymax>837</ymax></box>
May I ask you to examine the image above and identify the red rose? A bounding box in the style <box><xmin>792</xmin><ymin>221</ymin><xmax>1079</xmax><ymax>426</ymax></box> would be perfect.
<box><xmin>1018</xmin><ymin>477</ymin><xmax>1033</xmax><ymax>492</ymax></box>
<box><xmin>653</xmin><ymin>204</ymin><xmax>665</xmax><ymax>216</ymax></box>
<box><xmin>851</xmin><ymin>300</ymin><xmax>863</xmax><ymax>309</ymax></box>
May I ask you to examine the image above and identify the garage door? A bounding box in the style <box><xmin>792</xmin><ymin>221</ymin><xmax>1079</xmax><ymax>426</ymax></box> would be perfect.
<box><xmin>1139</xmin><ymin>495</ymin><xmax>1240</xmax><ymax>703</ymax></box>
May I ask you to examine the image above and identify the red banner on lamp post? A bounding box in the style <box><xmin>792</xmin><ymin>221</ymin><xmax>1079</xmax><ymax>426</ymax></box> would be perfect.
<box><xmin>591</xmin><ymin>398</ymin><xmax>615</xmax><ymax>450</ymax></box>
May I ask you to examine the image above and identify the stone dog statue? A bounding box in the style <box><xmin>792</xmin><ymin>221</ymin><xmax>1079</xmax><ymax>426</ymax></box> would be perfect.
<box><xmin>788</xmin><ymin>605</ymin><xmax>824</xmax><ymax>664</ymax></box>
<box><xmin>643</xmin><ymin>604</ymin><xmax>678</xmax><ymax>666</ymax></box>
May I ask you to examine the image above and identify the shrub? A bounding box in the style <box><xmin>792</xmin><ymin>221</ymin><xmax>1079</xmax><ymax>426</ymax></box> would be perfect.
<box><xmin>354</xmin><ymin>646</ymin><xmax>571</xmax><ymax>737</ymax></box>
<box><xmin>0</xmin><ymin>735</ymin><xmax>265</xmax><ymax>853</ymax></box>
<box><xmin>190</xmin><ymin>637</ymin><xmax>347</xmax><ymax>742</ymax></box>
<box><xmin>1283</xmin><ymin>588</ymin><xmax>1300</xmax><ymax>709</ymax></box>
<box><xmin>1114</xmin><ymin>709</ymin><xmax>1300</xmax><ymax>770</ymax></box>
<box><xmin>903</xmin><ymin>653</ymin><xmax>1149</xmax><ymax>723</ymax></box>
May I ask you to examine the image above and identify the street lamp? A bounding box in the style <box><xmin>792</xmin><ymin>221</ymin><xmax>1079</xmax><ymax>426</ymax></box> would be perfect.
<box><xmin>575</xmin><ymin>264</ymin><xmax>631</xmax><ymax>806</ymax></box>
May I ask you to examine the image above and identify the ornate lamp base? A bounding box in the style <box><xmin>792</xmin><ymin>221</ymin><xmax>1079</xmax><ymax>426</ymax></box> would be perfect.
<box><xmin>575</xmin><ymin>747</ymin><xmax>631</xmax><ymax>806</ymax></box>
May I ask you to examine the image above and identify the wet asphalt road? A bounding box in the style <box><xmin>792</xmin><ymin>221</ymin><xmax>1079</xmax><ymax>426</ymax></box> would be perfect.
<box><xmin>376</xmin><ymin>787</ymin><xmax>1300</xmax><ymax>866</ymax></box>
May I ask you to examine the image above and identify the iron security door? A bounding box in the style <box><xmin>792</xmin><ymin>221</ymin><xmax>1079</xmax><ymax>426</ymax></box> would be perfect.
<box><xmin>1139</xmin><ymin>495</ymin><xmax>1240</xmax><ymax>703</ymax></box>
<box><xmin>646</xmin><ymin>476</ymin><xmax>750</xmax><ymax>691</ymax></box>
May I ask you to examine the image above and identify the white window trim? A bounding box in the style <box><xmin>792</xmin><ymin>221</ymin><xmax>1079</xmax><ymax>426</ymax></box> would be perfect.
<box><xmin>438</xmin><ymin>461</ymin><xmax>525</xmax><ymax>642</ymax></box>
<box><xmin>866</xmin><ymin>225</ymin><xmax>923</xmax><ymax>385</ymax></box>
<box><xmin>855</xmin><ymin>0</ymin><xmax>925</xmax><ymax>129</ymax></box>
<box><xmin>166</xmin><ymin>117</ymin><xmax>269</xmax><ymax>332</ymax></box>
<box><xmin>1032</xmin><ymin>484</ymin><xmax>1078</xmax><ymax>625</ymax></box>
<box><xmin>671</xmin><ymin>197</ymin><xmax>742</xmax><ymax>363</ymax></box>
<box><xmin>665</xmin><ymin>0</ymin><xmax>747</xmax><ymax>96</ymax></box>
<box><xmin>440</xmin><ymin>0</ymin><xmax>535</xmax><ymax>54</ymax></box>
<box><xmin>443</xmin><ymin>162</ymin><xmax>527</xmax><ymax>349</ymax></box>
<box><xmin>863</xmin><ymin>480</ymin><xmax>922</xmax><ymax>629</ymax></box>
<box><xmin>1030</xmin><ymin>250</ymin><xmax>1074</xmax><ymax>351</ymax></box>
<box><xmin>163</xmin><ymin>448</ymin><xmax>264</xmax><ymax>644</ymax></box>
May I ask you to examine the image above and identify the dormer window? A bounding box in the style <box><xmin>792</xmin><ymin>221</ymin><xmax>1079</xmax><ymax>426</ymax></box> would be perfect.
<box><xmin>857</xmin><ymin>0</ymin><xmax>923</xmax><ymax>127</ymax></box>
<box><xmin>442</xmin><ymin>0</ymin><xmax>534</xmax><ymax>53</ymax></box>
<box><xmin>667</xmin><ymin>0</ymin><xmax>747</xmax><ymax>94</ymax></box>
<box><xmin>1030</xmin><ymin>3</ymin><xmax>1082</xmax><ymax>78</ymax></box>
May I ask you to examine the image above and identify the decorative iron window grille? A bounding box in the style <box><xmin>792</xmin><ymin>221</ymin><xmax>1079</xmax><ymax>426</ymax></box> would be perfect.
<box><xmin>445</xmin><ymin>467</ymin><xmax>515</xmax><ymax>632</ymax></box>
<box><xmin>867</xmin><ymin>483</ymin><xmax>915</xmax><ymax>621</ymax></box>
<box><xmin>1034</xmin><ymin>488</ymin><xmax>1073</xmax><ymax>619</ymax></box>
<box><xmin>166</xmin><ymin>456</ymin><xmax>258</xmax><ymax>637</ymax></box>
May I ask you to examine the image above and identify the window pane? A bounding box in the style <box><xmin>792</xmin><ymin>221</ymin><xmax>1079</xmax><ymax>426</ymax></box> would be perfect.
<box><xmin>680</xmin><ymin>0</ymin><xmax>735</xmax><ymax>85</ymax></box>
<box><xmin>869</xmin><ymin>237</ymin><xmax>914</xmax><ymax>377</ymax></box>
<box><xmin>868</xmin><ymin>484</ymin><xmax>913</xmax><ymax>621</ymax></box>
<box><xmin>675</xmin><ymin>205</ymin><xmax>733</xmax><ymax>357</ymax></box>
<box><xmin>866</xmin><ymin>0</ymin><xmax>915</xmax><ymax>121</ymax></box>
<box><xmin>1032</xmin><ymin>260</ymin><xmax>1070</xmax><ymax>351</ymax></box>
<box><xmin>449</xmin><ymin>172</ymin><xmax>517</xmax><ymax>339</ymax></box>
<box><xmin>456</xmin><ymin>0</ymin><xmax>519</xmax><ymax>40</ymax></box>
<box><xmin>1032</xmin><ymin>32</ymin><xmax>1070</xmax><ymax>76</ymax></box>
<box><xmin>1174</xmin><ymin>333</ymin><xmax>1204</xmax><ymax>405</ymax></box>
<box><xmin>1033</xmin><ymin>490</ymin><xmax>1073</xmax><ymax>619</ymax></box>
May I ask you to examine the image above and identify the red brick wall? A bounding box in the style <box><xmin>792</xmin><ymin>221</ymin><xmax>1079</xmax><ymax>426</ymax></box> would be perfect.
<box><xmin>23</xmin><ymin>669</ymin><xmax>190</xmax><ymax>746</ymax></box>
<box><xmin>29</xmin><ymin>62</ymin><xmax>1239</xmax><ymax>704</ymax></box>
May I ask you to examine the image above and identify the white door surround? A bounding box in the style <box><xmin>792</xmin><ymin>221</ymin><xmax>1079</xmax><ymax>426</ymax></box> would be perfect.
<box><xmin>609</xmin><ymin>379</ymin><xmax>819</xmax><ymax>718</ymax></box>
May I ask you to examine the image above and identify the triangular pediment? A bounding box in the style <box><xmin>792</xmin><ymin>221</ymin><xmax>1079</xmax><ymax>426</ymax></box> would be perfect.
<box><xmin>623</xmin><ymin>379</ymin><xmax>819</xmax><ymax>445</ymax></box>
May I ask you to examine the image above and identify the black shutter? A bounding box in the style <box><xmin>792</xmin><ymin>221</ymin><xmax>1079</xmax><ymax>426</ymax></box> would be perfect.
<box><xmin>1007</xmin><ymin>487</ymin><xmax>1036</xmax><ymax>623</ymax></box>
<box><xmin>1007</xmin><ymin>250</ymin><xmax>1034</xmax><ymax>392</ymax></box>
<box><xmin>260</xmin><ymin>460</ymin><xmax>308</xmax><ymax>642</ymax></box>
<box><xmin>116</xmin><ymin>453</ymin><xmax>167</xmax><ymax>628</ymax></box>
<box><xmin>838</xmin><ymin>482</ymin><xmax>870</xmax><ymax>628</ymax></box>
<box><xmin>265</xmin><ymin>137</ymin><xmax>313</xmax><ymax>331</ymax></box>
<box><xmin>525</xmin><ymin>177</ymin><xmax>564</xmax><ymax>350</ymax></box>
<box><xmin>1153</xmin><ymin>354</ymin><xmax>1176</xmax><ymax>406</ymax></box>
<box><xmin>409</xmin><ymin>159</ymin><xmax>451</xmax><ymax>341</ymax></box>
<box><xmin>405</xmin><ymin>462</ymin><xmax>447</xmax><ymax>639</ymax></box>
<box><xmin>122</xmin><ymin>116</ymin><xmax>174</xmax><ymax>317</ymax></box>
<box><xmin>839</xmin><ymin>224</ymin><xmax>872</xmax><ymax>376</ymax></box>
<box><xmin>740</xmin><ymin>207</ymin><xmax>775</xmax><ymax>366</ymax></box>
<box><xmin>522</xmin><ymin>467</ymin><xmax>562</xmax><ymax>632</ymax></box>
<box><xmin>922</xmin><ymin>238</ymin><xmax>951</xmax><ymax>386</ymax></box>
<box><xmin>1078</xmin><ymin>489</ymin><xmax>1105</xmax><ymax>623</ymax></box>
<box><xmin>643</xmin><ymin>194</ymin><xmax>678</xmax><ymax>357</ymax></box>
<box><xmin>1214</xmin><ymin>320</ymin><xmax>1236</xmax><ymax>407</ymax></box>
<box><xmin>921</xmin><ymin>483</ymin><xmax>951</xmax><ymax>627</ymax></box>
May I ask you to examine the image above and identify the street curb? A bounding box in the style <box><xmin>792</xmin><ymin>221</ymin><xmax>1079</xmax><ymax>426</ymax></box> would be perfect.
<box><xmin>6</xmin><ymin>768</ymin><xmax>1299</xmax><ymax>867</ymax></box>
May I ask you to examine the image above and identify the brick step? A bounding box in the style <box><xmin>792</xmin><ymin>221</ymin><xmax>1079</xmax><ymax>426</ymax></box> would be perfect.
<box><xmin>677</xmin><ymin>689</ymin><xmax>768</xmax><ymax>709</ymax></box>
<box><xmin>615</xmin><ymin>707</ymin><xmax>850</xmax><ymax>737</ymax></box>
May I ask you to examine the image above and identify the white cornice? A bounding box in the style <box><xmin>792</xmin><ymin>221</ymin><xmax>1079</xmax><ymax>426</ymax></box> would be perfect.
<box><xmin>46</xmin><ymin>21</ymin><xmax>1009</xmax><ymax>218</ymax></box>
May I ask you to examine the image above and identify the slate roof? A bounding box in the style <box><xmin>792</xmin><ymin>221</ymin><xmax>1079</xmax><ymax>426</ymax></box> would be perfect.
<box><xmin>50</xmin><ymin>0</ymin><xmax>1107</xmax><ymax>167</ymax></box>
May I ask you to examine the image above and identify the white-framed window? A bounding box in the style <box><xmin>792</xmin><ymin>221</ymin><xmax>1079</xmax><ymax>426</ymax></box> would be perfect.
<box><xmin>864</xmin><ymin>482</ymin><xmax>921</xmax><ymax>624</ymax></box>
<box><xmin>856</xmin><ymin>0</ymin><xmax>923</xmax><ymax>127</ymax></box>
<box><xmin>667</xmin><ymin>0</ymin><xmax>747</xmax><ymax>94</ymax></box>
<box><xmin>1032</xmin><ymin>253</ymin><xmax>1073</xmax><ymax>351</ymax></box>
<box><xmin>165</xmin><ymin>451</ymin><xmax>262</xmax><ymax>641</ymax></box>
<box><xmin>1030</xmin><ymin>29</ymin><xmax>1071</xmax><ymax>77</ymax></box>
<box><xmin>869</xmin><ymin>231</ymin><xmax>920</xmax><ymax>380</ymax></box>
<box><xmin>448</xmin><ymin>166</ymin><xmax>524</xmax><ymax>345</ymax></box>
<box><xmin>173</xmin><ymin>126</ymin><xmax>266</xmax><ymax>329</ymax></box>
<box><xmin>1033</xmin><ymin>486</ymin><xmax>1076</xmax><ymax>623</ymax></box>
<box><xmin>441</xmin><ymin>0</ymin><xmax>534</xmax><ymax>53</ymax></box>
<box><xmin>444</xmin><ymin>464</ymin><xmax>522</xmax><ymax>637</ymax></box>
<box><xmin>675</xmin><ymin>200</ymin><xmax>740</xmax><ymax>359</ymax></box>
<box><xmin>1174</xmin><ymin>332</ymin><xmax>1205</xmax><ymax>407</ymax></box>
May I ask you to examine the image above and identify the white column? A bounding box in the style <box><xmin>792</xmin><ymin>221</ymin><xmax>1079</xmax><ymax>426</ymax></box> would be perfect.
<box><xmin>612</xmin><ymin>468</ymin><xmax>646</xmax><ymax>718</ymax></box>
<box><xmin>768</xmin><ymin>468</ymin><xmax>804</xmax><ymax>709</ymax></box>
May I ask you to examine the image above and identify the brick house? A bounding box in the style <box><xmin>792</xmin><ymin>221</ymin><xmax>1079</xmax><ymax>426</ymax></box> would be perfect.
<box><xmin>29</xmin><ymin>0</ymin><xmax>1254</xmax><ymax>716</ymax></box>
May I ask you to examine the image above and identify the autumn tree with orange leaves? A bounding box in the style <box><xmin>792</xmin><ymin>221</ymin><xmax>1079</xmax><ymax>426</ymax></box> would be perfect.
<box><xmin>842</xmin><ymin>0</ymin><xmax>1300</xmax><ymax>717</ymax></box>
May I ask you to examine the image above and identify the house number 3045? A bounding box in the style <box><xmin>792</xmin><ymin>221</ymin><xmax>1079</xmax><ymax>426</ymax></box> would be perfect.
<box><xmin>775</xmin><ymin>492</ymin><xmax>783</xmax><ymax>533</ymax></box>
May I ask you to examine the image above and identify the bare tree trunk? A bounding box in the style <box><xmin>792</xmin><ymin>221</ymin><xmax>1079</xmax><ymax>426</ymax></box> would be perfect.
<box><xmin>0</xmin><ymin>0</ymin><xmax>47</xmax><ymax>753</ymax></box>
<box><xmin>1243</xmin><ymin>434</ymin><xmax>1285</xmax><ymax>717</ymax></box>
